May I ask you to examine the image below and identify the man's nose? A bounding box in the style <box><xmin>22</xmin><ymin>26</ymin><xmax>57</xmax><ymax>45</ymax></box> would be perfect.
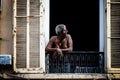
<box><xmin>63</xmin><ymin>31</ymin><xmax>66</xmax><ymax>34</ymax></box>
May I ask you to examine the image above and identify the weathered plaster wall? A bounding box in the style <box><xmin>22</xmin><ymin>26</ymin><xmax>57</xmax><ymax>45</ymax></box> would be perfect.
<box><xmin>0</xmin><ymin>0</ymin><xmax>13</xmax><ymax>54</ymax></box>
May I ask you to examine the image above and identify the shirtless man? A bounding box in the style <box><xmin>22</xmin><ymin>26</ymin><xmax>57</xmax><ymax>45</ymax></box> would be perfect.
<box><xmin>45</xmin><ymin>24</ymin><xmax>73</xmax><ymax>57</ymax></box>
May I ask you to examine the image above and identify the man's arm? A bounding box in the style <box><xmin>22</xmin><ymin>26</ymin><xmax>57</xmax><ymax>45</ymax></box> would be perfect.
<box><xmin>45</xmin><ymin>36</ymin><xmax>57</xmax><ymax>52</ymax></box>
<box><xmin>61</xmin><ymin>34</ymin><xmax>73</xmax><ymax>52</ymax></box>
<box><xmin>45</xmin><ymin>36</ymin><xmax>63</xmax><ymax>56</ymax></box>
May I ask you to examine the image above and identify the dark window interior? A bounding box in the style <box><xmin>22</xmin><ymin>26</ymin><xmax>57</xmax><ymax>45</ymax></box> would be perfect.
<box><xmin>50</xmin><ymin>0</ymin><xmax>99</xmax><ymax>51</ymax></box>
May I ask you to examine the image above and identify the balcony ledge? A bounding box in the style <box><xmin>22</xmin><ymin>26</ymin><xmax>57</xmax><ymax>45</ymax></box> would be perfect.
<box><xmin>2</xmin><ymin>73</ymin><xmax>107</xmax><ymax>79</ymax></box>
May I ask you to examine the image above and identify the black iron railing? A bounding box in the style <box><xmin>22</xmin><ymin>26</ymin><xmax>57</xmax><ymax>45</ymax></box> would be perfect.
<box><xmin>45</xmin><ymin>51</ymin><xmax>104</xmax><ymax>73</ymax></box>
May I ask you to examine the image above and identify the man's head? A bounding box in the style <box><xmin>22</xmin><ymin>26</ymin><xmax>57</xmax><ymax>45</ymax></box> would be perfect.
<box><xmin>55</xmin><ymin>24</ymin><xmax>68</xmax><ymax>38</ymax></box>
<box><xmin>55</xmin><ymin>24</ymin><xmax>67</xmax><ymax>34</ymax></box>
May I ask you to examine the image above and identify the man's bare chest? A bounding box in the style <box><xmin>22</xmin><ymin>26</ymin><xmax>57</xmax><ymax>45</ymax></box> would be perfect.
<box><xmin>54</xmin><ymin>38</ymin><xmax>68</xmax><ymax>48</ymax></box>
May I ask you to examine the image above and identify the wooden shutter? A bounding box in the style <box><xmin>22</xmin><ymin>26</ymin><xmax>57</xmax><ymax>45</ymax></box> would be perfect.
<box><xmin>107</xmin><ymin>0</ymin><xmax>120</xmax><ymax>73</ymax></box>
<box><xmin>13</xmin><ymin>0</ymin><xmax>45</xmax><ymax>73</ymax></box>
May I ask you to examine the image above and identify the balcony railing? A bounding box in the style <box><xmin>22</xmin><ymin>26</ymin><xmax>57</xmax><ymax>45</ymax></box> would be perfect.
<box><xmin>45</xmin><ymin>51</ymin><xmax>104</xmax><ymax>73</ymax></box>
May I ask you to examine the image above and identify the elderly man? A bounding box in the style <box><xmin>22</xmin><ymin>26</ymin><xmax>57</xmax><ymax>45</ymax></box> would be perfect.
<box><xmin>45</xmin><ymin>24</ymin><xmax>73</xmax><ymax>57</ymax></box>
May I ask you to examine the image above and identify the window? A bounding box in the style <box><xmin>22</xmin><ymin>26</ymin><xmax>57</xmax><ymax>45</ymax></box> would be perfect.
<box><xmin>50</xmin><ymin>0</ymin><xmax>99</xmax><ymax>51</ymax></box>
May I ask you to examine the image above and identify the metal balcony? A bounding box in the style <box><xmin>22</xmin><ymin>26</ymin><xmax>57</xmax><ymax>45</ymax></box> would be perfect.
<box><xmin>45</xmin><ymin>51</ymin><xmax>104</xmax><ymax>73</ymax></box>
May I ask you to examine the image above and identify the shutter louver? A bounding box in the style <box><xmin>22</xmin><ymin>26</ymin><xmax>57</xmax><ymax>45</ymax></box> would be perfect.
<box><xmin>111</xmin><ymin>0</ymin><xmax>120</xmax><ymax>68</ymax></box>
<box><xmin>111</xmin><ymin>39</ymin><xmax>120</xmax><ymax>68</ymax></box>
<box><xmin>29</xmin><ymin>0</ymin><xmax>40</xmax><ymax>68</ymax></box>
<box><xmin>16</xmin><ymin>0</ymin><xmax>27</xmax><ymax>68</ymax></box>
<box><xmin>16</xmin><ymin>17</ymin><xmax>27</xmax><ymax>68</ymax></box>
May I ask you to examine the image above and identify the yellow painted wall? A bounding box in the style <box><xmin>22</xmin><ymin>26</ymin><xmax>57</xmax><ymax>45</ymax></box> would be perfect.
<box><xmin>0</xmin><ymin>0</ymin><xmax>13</xmax><ymax>54</ymax></box>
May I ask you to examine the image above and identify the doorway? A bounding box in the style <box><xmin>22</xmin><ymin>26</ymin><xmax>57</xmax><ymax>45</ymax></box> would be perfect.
<box><xmin>50</xmin><ymin>0</ymin><xmax>99</xmax><ymax>51</ymax></box>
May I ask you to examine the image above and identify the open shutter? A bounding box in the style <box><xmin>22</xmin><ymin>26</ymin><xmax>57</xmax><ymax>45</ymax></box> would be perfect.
<box><xmin>107</xmin><ymin>0</ymin><xmax>120</xmax><ymax>73</ymax></box>
<box><xmin>13</xmin><ymin>0</ymin><xmax>45</xmax><ymax>73</ymax></box>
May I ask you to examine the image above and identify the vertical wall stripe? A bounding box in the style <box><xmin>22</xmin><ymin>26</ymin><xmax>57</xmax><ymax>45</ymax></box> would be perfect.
<box><xmin>40</xmin><ymin>0</ymin><xmax>45</xmax><ymax>72</ymax></box>
<box><xmin>99</xmin><ymin>0</ymin><xmax>104</xmax><ymax>52</ymax></box>
<box><xmin>13</xmin><ymin>0</ymin><xmax>17</xmax><ymax>72</ymax></box>
<box><xmin>107</xmin><ymin>0</ymin><xmax>111</xmax><ymax>69</ymax></box>
<box><xmin>26</xmin><ymin>0</ymin><xmax>30</xmax><ymax>68</ymax></box>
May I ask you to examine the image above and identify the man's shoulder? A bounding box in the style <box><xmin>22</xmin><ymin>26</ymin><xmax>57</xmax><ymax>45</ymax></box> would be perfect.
<box><xmin>66</xmin><ymin>34</ymin><xmax>72</xmax><ymax>40</ymax></box>
<box><xmin>50</xmin><ymin>36</ymin><xmax>57</xmax><ymax>40</ymax></box>
<box><xmin>67</xmin><ymin>34</ymin><xmax>71</xmax><ymax>37</ymax></box>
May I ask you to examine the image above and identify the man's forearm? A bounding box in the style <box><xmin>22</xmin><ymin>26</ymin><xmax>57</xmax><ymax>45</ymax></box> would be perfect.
<box><xmin>61</xmin><ymin>47</ymin><xmax>73</xmax><ymax>52</ymax></box>
<box><xmin>45</xmin><ymin>47</ymin><xmax>57</xmax><ymax>52</ymax></box>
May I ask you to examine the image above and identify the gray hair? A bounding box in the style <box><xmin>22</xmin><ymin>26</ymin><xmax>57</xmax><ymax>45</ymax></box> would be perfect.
<box><xmin>55</xmin><ymin>24</ymin><xmax>66</xmax><ymax>34</ymax></box>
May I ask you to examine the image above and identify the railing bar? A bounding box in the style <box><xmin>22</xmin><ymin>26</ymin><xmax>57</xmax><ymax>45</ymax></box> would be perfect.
<box><xmin>57</xmin><ymin>58</ymin><xmax>58</xmax><ymax>73</ymax></box>
<box><xmin>62</xmin><ymin>56</ymin><xmax>63</xmax><ymax>73</ymax></box>
<box><xmin>57</xmin><ymin>56</ymin><xmax>59</xmax><ymax>73</ymax></box>
<box><xmin>65</xmin><ymin>51</ymin><xmax>99</xmax><ymax>54</ymax></box>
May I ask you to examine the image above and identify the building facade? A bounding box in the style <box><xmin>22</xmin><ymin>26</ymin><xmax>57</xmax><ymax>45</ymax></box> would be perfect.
<box><xmin>0</xmin><ymin>0</ymin><xmax>120</xmax><ymax>79</ymax></box>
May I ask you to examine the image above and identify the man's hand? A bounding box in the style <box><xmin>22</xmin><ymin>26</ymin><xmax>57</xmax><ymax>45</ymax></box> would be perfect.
<box><xmin>56</xmin><ymin>48</ymin><xmax>63</xmax><ymax>57</ymax></box>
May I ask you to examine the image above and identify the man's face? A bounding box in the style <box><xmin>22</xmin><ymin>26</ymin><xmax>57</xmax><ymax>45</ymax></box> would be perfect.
<box><xmin>59</xmin><ymin>27</ymin><xmax>67</xmax><ymax>38</ymax></box>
